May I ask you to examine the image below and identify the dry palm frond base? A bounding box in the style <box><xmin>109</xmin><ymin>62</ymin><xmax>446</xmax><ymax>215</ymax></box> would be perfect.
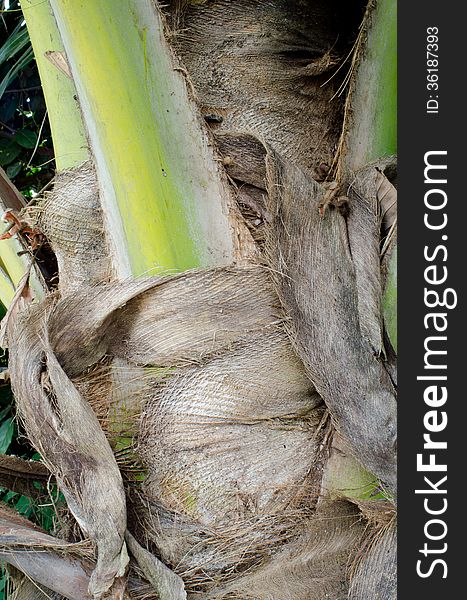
<box><xmin>348</xmin><ymin>515</ymin><xmax>396</xmax><ymax>600</ymax></box>
<box><xmin>3</xmin><ymin>140</ymin><xmax>396</xmax><ymax>599</ymax></box>
<box><xmin>163</xmin><ymin>0</ymin><xmax>365</xmax><ymax>180</ymax></box>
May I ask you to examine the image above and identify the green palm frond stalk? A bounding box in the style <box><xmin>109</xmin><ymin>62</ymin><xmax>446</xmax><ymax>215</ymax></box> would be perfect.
<box><xmin>46</xmin><ymin>0</ymin><xmax>236</xmax><ymax>278</ymax></box>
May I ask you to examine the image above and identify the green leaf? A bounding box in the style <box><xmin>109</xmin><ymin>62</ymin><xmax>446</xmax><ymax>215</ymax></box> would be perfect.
<box><xmin>15</xmin><ymin>129</ymin><xmax>37</xmax><ymax>149</ymax></box>
<box><xmin>39</xmin><ymin>505</ymin><xmax>55</xmax><ymax>531</ymax></box>
<box><xmin>0</xmin><ymin>417</ymin><xmax>14</xmax><ymax>454</ymax></box>
<box><xmin>0</xmin><ymin>45</ymin><xmax>35</xmax><ymax>100</ymax></box>
<box><xmin>0</xmin><ymin>405</ymin><xmax>11</xmax><ymax>422</ymax></box>
<box><xmin>15</xmin><ymin>494</ymin><xmax>33</xmax><ymax>515</ymax></box>
<box><xmin>2</xmin><ymin>490</ymin><xmax>17</xmax><ymax>502</ymax></box>
<box><xmin>0</xmin><ymin>21</ymin><xmax>30</xmax><ymax>66</ymax></box>
<box><xmin>6</xmin><ymin>161</ymin><xmax>22</xmax><ymax>178</ymax></box>
<box><xmin>0</xmin><ymin>139</ymin><xmax>21</xmax><ymax>166</ymax></box>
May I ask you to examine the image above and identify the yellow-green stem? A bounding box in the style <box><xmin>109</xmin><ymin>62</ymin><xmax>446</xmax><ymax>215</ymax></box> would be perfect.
<box><xmin>342</xmin><ymin>0</ymin><xmax>397</xmax><ymax>171</ymax></box>
<box><xmin>22</xmin><ymin>0</ymin><xmax>88</xmax><ymax>171</ymax></box>
<box><xmin>49</xmin><ymin>0</ymin><xmax>235</xmax><ymax>278</ymax></box>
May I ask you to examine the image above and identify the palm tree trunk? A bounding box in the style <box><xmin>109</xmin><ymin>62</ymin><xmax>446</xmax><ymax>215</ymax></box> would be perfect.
<box><xmin>1</xmin><ymin>1</ymin><xmax>397</xmax><ymax>598</ymax></box>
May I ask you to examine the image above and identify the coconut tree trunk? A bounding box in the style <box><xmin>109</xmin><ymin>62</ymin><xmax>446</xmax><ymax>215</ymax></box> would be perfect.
<box><xmin>1</xmin><ymin>1</ymin><xmax>396</xmax><ymax>599</ymax></box>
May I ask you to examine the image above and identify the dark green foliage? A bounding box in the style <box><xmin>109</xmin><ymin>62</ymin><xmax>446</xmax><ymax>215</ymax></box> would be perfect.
<box><xmin>0</xmin><ymin>1</ymin><xmax>55</xmax><ymax>198</ymax></box>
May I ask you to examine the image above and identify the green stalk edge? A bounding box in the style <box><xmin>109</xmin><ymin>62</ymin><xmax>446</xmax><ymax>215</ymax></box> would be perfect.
<box><xmin>22</xmin><ymin>0</ymin><xmax>88</xmax><ymax>171</ymax></box>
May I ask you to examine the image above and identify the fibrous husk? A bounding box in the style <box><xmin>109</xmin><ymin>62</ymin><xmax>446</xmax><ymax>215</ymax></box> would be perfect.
<box><xmin>210</xmin><ymin>131</ymin><xmax>397</xmax><ymax>494</ymax></box>
<box><xmin>349</xmin><ymin>518</ymin><xmax>396</xmax><ymax>600</ymax></box>
<box><xmin>7</xmin><ymin>136</ymin><xmax>397</xmax><ymax>597</ymax></box>
<box><xmin>165</xmin><ymin>0</ymin><xmax>361</xmax><ymax>179</ymax></box>
<box><xmin>36</xmin><ymin>161</ymin><xmax>112</xmax><ymax>294</ymax></box>
<box><xmin>6</xmin><ymin>576</ymin><xmax>59</xmax><ymax>600</ymax></box>
<box><xmin>6</xmin><ymin>4</ymin><xmax>398</xmax><ymax>583</ymax></box>
<box><xmin>1</xmin><ymin>2</ymin><xmax>397</xmax><ymax>598</ymax></box>
<box><xmin>5</xmin><ymin>255</ymin><xmax>369</xmax><ymax>598</ymax></box>
<box><xmin>46</xmin><ymin>266</ymin><xmax>284</xmax><ymax>377</ymax></box>
<box><xmin>199</xmin><ymin>500</ymin><xmax>365</xmax><ymax>600</ymax></box>
<box><xmin>8</xmin><ymin>262</ymin><xmax>331</xmax><ymax>595</ymax></box>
